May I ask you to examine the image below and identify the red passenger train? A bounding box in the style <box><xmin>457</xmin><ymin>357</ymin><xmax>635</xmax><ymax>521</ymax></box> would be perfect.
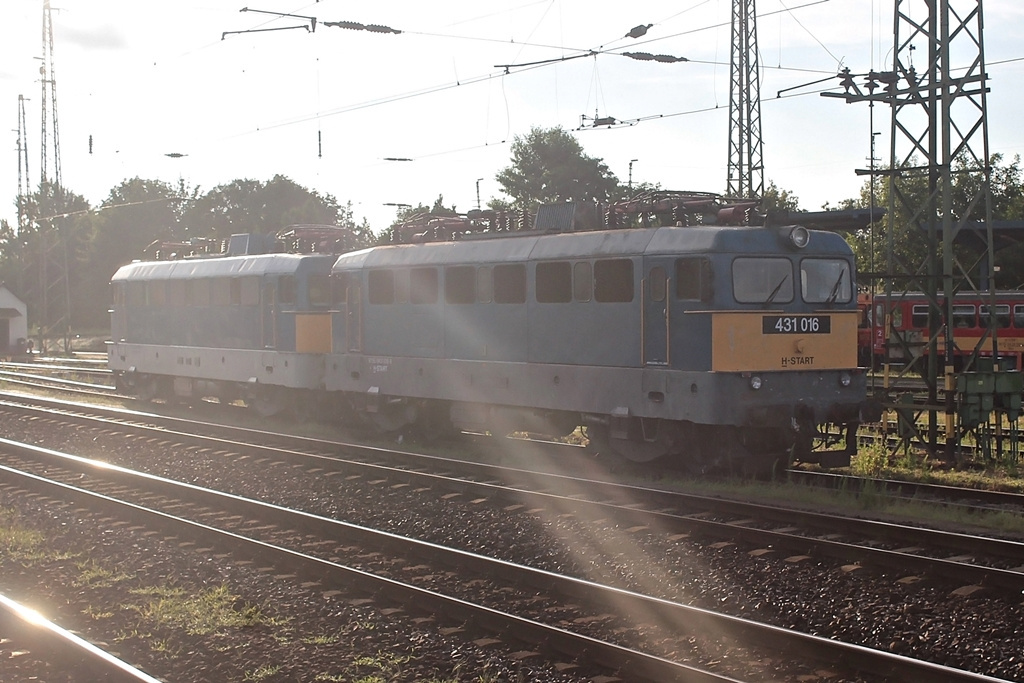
<box><xmin>858</xmin><ymin>292</ymin><xmax>1024</xmax><ymax>370</ymax></box>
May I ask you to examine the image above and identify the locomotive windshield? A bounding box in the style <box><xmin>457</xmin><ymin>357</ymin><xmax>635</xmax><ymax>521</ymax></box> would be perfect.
<box><xmin>732</xmin><ymin>257</ymin><xmax>793</xmax><ymax>304</ymax></box>
<box><xmin>800</xmin><ymin>258</ymin><xmax>852</xmax><ymax>303</ymax></box>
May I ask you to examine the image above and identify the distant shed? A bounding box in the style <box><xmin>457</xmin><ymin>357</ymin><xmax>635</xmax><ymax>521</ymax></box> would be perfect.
<box><xmin>0</xmin><ymin>284</ymin><xmax>28</xmax><ymax>353</ymax></box>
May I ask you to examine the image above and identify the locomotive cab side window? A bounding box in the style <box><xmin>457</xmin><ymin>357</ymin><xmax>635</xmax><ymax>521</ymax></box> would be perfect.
<box><xmin>800</xmin><ymin>258</ymin><xmax>852</xmax><ymax>303</ymax></box>
<box><xmin>279</xmin><ymin>276</ymin><xmax>297</xmax><ymax>305</ymax></box>
<box><xmin>676</xmin><ymin>257</ymin><xmax>712</xmax><ymax>301</ymax></box>
<box><xmin>309</xmin><ymin>274</ymin><xmax>331</xmax><ymax>307</ymax></box>
<box><xmin>368</xmin><ymin>270</ymin><xmax>395</xmax><ymax>305</ymax></box>
<box><xmin>240</xmin><ymin>277</ymin><xmax>260</xmax><ymax>306</ymax></box>
<box><xmin>536</xmin><ymin>261</ymin><xmax>572</xmax><ymax>303</ymax></box>
<box><xmin>732</xmin><ymin>257</ymin><xmax>792</xmax><ymax>304</ymax></box>
<box><xmin>477</xmin><ymin>266</ymin><xmax>494</xmax><ymax>303</ymax></box>
<box><xmin>594</xmin><ymin>259</ymin><xmax>634</xmax><ymax>303</ymax></box>
<box><xmin>912</xmin><ymin>305</ymin><xmax>929</xmax><ymax>328</ymax></box>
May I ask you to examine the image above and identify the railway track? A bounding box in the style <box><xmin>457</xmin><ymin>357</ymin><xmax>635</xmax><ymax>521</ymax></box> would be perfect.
<box><xmin>0</xmin><ymin>435</ymin><xmax>1010</xmax><ymax>683</ymax></box>
<box><xmin>0</xmin><ymin>391</ymin><xmax>1022</xmax><ymax>679</ymax></box>
<box><xmin>0</xmin><ymin>592</ymin><xmax>162</xmax><ymax>682</ymax></box>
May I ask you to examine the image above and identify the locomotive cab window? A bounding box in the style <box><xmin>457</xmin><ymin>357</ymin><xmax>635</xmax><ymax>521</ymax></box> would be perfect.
<box><xmin>676</xmin><ymin>257</ymin><xmax>712</xmax><ymax>302</ymax></box>
<box><xmin>800</xmin><ymin>258</ymin><xmax>851</xmax><ymax>303</ymax></box>
<box><xmin>368</xmin><ymin>269</ymin><xmax>395</xmax><ymax>305</ymax></box>
<box><xmin>309</xmin><ymin>274</ymin><xmax>331</xmax><ymax>307</ymax></box>
<box><xmin>594</xmin><ymin>259</ymin><xmax>634</xmax><ymax>303</ymax></box>
<box><xmin>536</xmin><ymin>261</ymin><xmax>572</xmax><ymax>303</ymax></box>
<box><xmin>279</xmin><ymin>276</ymin><xmax>297</xmax><ymax>305</ymax></box>
<box><xmin>732</xmin><ymin>257</ymin><xmax>792</xmax><ymax>304</ymax></box>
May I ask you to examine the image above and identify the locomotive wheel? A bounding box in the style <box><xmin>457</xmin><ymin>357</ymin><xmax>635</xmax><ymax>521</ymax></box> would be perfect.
<box><xmin>248</xmin><ymin>390</ymin><xmax>287</xmax><ymax>418</ymax></box>
<box><xmin>608</xmin><ymin>418</ymin><xmax>681</xmax><ymax>463</ymax></box>
<box><xmin>135</xmin><ymin>376</ymin><xmax>159</xmax><ymax>402</ymax></box>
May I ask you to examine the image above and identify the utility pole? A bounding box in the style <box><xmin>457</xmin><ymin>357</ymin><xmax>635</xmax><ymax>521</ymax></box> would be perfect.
<box><xmin>726</xmin><ymin>0</ymin><xmax>764</xmax><ymax>199</ymax></box>
<box><xmin>824</xmin><ymin>0</ymin><xmax>994</xmax><ymax>460</ymax></box>
<box><xmin>37</xmin><ymin>0</ymin><xmax>71</xmax><ymax>354</ymax></box>
<box><xmin>16</xmin><ymin>95</ymin><xmax>30</xmax><ymax>235</ymax></box>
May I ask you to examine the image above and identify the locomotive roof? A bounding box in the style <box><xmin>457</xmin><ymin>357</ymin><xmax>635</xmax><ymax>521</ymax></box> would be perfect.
<box><xmin>331</xmin><ymin>224</ymin><xmax>853</xmax><ymax>272</ymax></box>
<box><xmin>111</xmin><ymin>252</ymin><xmax>335</xmax><ymax>282</ymax></box>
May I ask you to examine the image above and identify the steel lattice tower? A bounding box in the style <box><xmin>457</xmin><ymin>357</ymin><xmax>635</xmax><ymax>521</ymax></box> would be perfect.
<box><xmin>825</xmin><ymin>1</ymin><xmax>994</xmax><ymax>459</ymax></box>
<box><xmin>726</xmin><ymin>0</ymin><xmax>764</xmax><ymax>199</ymax></box>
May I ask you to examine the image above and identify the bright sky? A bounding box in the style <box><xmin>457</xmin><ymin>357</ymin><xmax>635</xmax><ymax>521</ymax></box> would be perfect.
<box><xmin>2</xmin><ymin>0</ymin><xmax>1024</xmax><ymax>234</ymax></box>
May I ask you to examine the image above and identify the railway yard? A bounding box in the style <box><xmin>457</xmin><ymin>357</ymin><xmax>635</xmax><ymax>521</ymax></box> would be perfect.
<box><xmin>0</xmin><ymin>356</ymin><xmax>1022</xmax><ymax>682</ymax></box>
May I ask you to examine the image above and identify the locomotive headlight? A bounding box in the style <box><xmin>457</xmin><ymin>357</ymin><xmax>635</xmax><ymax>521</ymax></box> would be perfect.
<box><xmin>749</xmin><ymin>375</ymin><xmax>763</xmax><ymax>390</ymax></box>
<box><xmin>839</xmin><ymin>371</ymin><xmax>852</xmax><ymax>387</ymax></box>
<box><xmin>788</xmin><ymin>225</ymin><xmax>810</xmax><ymax>249</ymax></box>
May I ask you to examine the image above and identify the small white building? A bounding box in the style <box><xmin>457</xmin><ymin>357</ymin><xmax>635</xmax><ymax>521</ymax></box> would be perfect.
<box><xmin>0</xmin><ymin>284</ymin><xmax>28</xmax><ymax>353</ymax></box>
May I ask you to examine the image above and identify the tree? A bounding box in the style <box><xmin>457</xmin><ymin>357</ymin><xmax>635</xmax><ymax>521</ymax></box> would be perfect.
<box><xmin>182</xmin><ymin>175</ymin><xmax>351</xmax><ymax>239</ymax></box>
<box><xmin>838</xmin><ymin>154</ymin><xmax>1024</xmax><ymax>287</ymax></box>
<box><xmin>494</xmin><ymin>127</ymin><xmax>620</xmax><ymax>210</ymax></box>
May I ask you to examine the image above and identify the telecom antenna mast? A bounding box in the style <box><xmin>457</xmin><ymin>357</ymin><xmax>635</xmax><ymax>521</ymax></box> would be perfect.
<box><xmin>40</xmin><ymin>0</ymin><xmax>61</xmax><ymax>189</ymax></box>
<box><xmin>37</xmin><ymin>0</ymin><xmax>72</xmax><ymax>354</ymax></box>
<box><xmin>726</xmin><ymin>0</ymin><xmax>764</xmax><ymax>199</ymax></box>
<box><xmin>16</xmin><ymin>94</ymin><xmax>31</xmax><ymax>234</ymax></box>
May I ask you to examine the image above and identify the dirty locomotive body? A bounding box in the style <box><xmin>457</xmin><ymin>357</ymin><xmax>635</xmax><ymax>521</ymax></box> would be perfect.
<box><xmin>108</xmin><ymin>198</ymin><xmax>877</xmax><ymax>473</ymax></box>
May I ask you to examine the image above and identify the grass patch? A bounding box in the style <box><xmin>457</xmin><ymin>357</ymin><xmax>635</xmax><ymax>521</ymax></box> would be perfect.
<box><xmin>73</xmin><ymin>559</ymin><xmax>134</xmax><ymax>588</ymax></box>
<box><xmin>126</xmin><ymin>584</ymin><xmax>282</xmax><ymax>635</ymax></box>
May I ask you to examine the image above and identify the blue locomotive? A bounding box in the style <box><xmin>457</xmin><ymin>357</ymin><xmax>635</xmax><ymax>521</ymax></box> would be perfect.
<box><xmin>108</xmin><ymin>197</ymin><xmax>878</xmax><ymax>472</ymax></box>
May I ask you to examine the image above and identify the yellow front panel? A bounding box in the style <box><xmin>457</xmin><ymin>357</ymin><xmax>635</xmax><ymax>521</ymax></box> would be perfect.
<box><xmin>712</xmin><ymin>311</ymin><xmax>858</xmax><ymax>372</ymax></box>
<box><xmin>295</xmin><ymin>313</ymin><xmax>332</xmax><ymax>354</ymax></box>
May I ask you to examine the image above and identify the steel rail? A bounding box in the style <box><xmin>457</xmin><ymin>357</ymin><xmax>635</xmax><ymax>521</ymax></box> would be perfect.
<box><xmin>0</xmin><ymin>592</ymin><xmax>163</xmax><ymax>683</ymax></box>
<box><xmin>0</xmin><ymin>438</ymin><xmax>1013</xmax><ymax>683</ymax></box>
<box><xmin>2</xmin><ymin>393</ymin><xmax>1024</xmax><ymax>591</ymax></box>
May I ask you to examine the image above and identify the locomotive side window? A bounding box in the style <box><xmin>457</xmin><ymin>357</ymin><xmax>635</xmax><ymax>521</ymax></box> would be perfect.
<box><xmin>445</xmin><ymin>266</ymin><xmax>476</xmax><ymax>304</ymax></box>
<box><xmin>594</xmin><ymin>259</ymin><xmax>634</xmax><ymax>303</ymax></box>
<box><xmin>912</xmin><ymin>305</ymin><xmax>928</xmax><ymax>328</ymax></box>
<box><xmin>1015</xmin><ymin>305</ymin><xmax>1024</xmax><ymax>328</ymax></box>
<box><xmin>167</xmin><ymin>280</ymin><xmax>186</xmax><ymax>306</ymax></box>
<box><xmin>536</xmin><ymin>261</ymin><xmax>572</xmax><ymax>303</ymax></box>
<box><xmin>126</xmin><ymin>281</ymin><xmax>145</xmax><ymax>307</ymax></box>
<box><xmin>368</xmin><ymin>270</ymin><xmax>395</xmax><ymax>304</ymax></box>
<box><xmin>211</xmin><ymin>280</ymin><xmax>231</xmax><ymax>306</ymax></box>
<box><xmin>190</xmin><ymin>279</ymin><xmax>210</xmax><ymax>307</ymax></box>
<box><xmin>494</xmin><ymin>264</ymin><xmax>526</xmax><ymax>304</ymax></box>
<box><xmin>279</xmin><ymin>276</ymin><xmax>297</xmax><ymax>305</ymax></box>
<box><xmin>573</xmin><ymin>262</ymin><xmax>592</xmax><ymax>302</ymax></box>
<box><xmin>410</xmin><ymin>268</ymin><xmax>439</xmax><ymax>304</ymax></box>
<box><xmin>676</xmin><ymin>257</ymin><xmax>712</xmax><ymax>301</ymax></box>
<box><xmin>240</xmin><ymin>277</ymin><xmax>260</xmax><ymax>306</ymax></box>
<box><xmin>980</xmin><ymin>305</ymin><xmax>1011</xmax><ymax>328</ymax></box>
<box><xmin>800</xmin><ymin>258</ymin><xmax>851</xmax><ymax>303</ymax></box>
<box><xmin>309</xmin><ymin>274</ymin><xmax>331</xmax><ymax>307</ymax></box>
<box><xmin>230</xmin><ymin>279</ymin><xmax>242</xmax><ymax>305</ymax></box>
<box><xmin>952</xmin><ymin>304</ymin><xmax>976</xmax><ymax>328</ymax></box>
<box><xmin>148</xmin><ymin>281</ymin><xmax>166</xmax><ymax>306</ymax></box>
<box><xmin>732</xmin><ymin>257</ymin><xmax>792</xmax><ymax>304</ymax></box>
<box><xmin>477</xmin><ymin>266</ymin><xmax>493</xmax><ymax>303</ymax></box>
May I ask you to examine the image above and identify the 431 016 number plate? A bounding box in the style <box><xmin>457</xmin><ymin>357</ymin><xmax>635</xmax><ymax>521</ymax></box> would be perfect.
<box><xmin>762</xmin><ymin>315</ymin><xmax>831</xmax><ymax>334</ymax></box>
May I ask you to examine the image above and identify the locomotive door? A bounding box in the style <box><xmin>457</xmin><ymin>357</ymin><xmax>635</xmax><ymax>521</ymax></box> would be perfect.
<box><xmin>643</xmin><ymin>265</ymin><xmax>670</xmax><ymax>365</ymax></box>
<box><xmin>346</xmin><ymin>277</ymin><xmax>362</xmax><ymax>353</ymax></box>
